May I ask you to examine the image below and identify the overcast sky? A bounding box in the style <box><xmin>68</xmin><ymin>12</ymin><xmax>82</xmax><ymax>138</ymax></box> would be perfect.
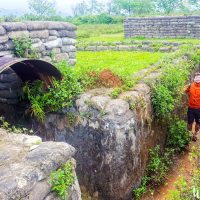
<box><xmin>0</xmin><ymin>0</ymin><xmax>80</xmax><ymax>15</ymax></box>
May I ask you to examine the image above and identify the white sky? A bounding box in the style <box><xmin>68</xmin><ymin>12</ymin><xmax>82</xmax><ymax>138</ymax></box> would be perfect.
<box><xmin>0</xmin><ymin>0</ymin><xmax>80</xmax><ymax>13</ymax></box>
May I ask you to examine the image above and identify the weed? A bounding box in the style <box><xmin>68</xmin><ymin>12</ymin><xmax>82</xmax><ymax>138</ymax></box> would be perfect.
<box><xmin>0</xmin><ymin>116</ymin><xmax>33</xmax><ymax>134</ymax></box>
<box><xmin>66</xmin><ymin>112</ymin><xmax>77</xmax><ymax>127</ymax></box>
<box><xmin>110</xmin><ymin>87</ymin><xmax>122</xmax><ymax>99</ymax></box>
<box><xmin>133</xmin><ymin>145</ymin><xmax>173</xmax><ymax>199</ymax></box>
<box><xmin>49</xmin><ymin>160</ymin><xmax>75</xmax><ymax>200</ymax></box>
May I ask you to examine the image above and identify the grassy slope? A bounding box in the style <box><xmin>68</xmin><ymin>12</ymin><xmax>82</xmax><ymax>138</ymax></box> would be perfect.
<box><xmin>76</xmin><ymin>51</ymin><xmax>165</xmax><ymax>78</ymax></box>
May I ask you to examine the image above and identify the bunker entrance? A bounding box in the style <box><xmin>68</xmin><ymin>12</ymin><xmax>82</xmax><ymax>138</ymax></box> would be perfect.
<box><xmin>0</xmin><ymin>57</ymin><xmax>62</xmax><ymax>126</ymax></box>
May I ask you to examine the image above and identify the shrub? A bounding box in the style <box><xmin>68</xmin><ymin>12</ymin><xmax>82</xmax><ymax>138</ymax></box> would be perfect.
<box><xmin>133</xmin><ymin>145</ymin><xmax>173</xmax><ymax>199</ymax></box>
<box><xmin>49</xmin><ymin>161</ymin><xmax>75</xmax><ymax>200</ymax></box>
<box><xmin>133</xmin><ymin>176</ymin><xmax>149</xmax><ymax>199</ymax></box>
<box><xmin>151</xmin><ymin>85</ymin><xmax>175</xmax><ymax>119</ymax></box>
<box><xmin>147</xmin><ymin>145</ymin><xmax>173</xmax><ymax>185</ymax></box>
<box><xmin>167</xmin><ymin>118</ymin><xmax>190</xmax><ymax>152</ymax></box>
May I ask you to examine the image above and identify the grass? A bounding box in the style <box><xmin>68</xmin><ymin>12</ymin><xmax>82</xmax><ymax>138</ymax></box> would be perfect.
<box><xmin>75</xmin><ymin>51</ymin><xmax>165</xmax><ymax>78</ymax></box>
<box><xmin>77</xmin><ymin>24</ymin><xmax>123</xmax><ymax>42</ymax></box>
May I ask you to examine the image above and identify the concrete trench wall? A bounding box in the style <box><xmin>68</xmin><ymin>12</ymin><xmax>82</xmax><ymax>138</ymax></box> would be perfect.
<box><xmin>124</xmin><ymin>16</ymin><xmax>200</xmax><ymax>38</ymax></box>
<box><xmin>0</xmin><ymin>21</ymin><xmax>76</xmax><ymax>64</ymax></box>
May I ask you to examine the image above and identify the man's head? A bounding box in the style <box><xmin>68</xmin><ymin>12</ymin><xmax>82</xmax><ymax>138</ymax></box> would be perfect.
<box><xmin>194</xmin><ymin>72</ymin><xmax>200</xmax><ymax>83</ymax></box>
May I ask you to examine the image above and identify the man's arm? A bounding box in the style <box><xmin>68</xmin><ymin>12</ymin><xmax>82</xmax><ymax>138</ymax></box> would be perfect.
<box><xmin>185</xmin><ymin>85</ymin><xmax>191</xmax><ymax>93</ymax></box>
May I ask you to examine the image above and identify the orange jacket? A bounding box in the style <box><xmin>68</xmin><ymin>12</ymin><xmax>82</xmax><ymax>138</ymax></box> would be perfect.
<box><xmin>185</xmin><ymin>82</ymin><xmax>200</xmax><ymax>108</ymax></box>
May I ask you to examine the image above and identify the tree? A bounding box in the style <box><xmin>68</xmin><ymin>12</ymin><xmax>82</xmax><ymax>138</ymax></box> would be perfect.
<box><xmin>72</xmin><ymin>0</ymin><xmax>89</xmax><ymax>16</ymax></box>
<box><xmin>28</xmin><ymin>0</ymin><xmax>56</xmax><ymax>18</ymax></box>
<box><xmin>154</xmin><ymin>0</ymin><xmax>182</xmax><ymax>14</ymax></box>
<box><xmin>112</xmin><ymin>0</ymin><xmax>154</xmax><ymax>16</ymax></box>
<box><xmin>89</xmin><ymin>0</ymin><xmax>103</xmax><ymax>14</ymax></box>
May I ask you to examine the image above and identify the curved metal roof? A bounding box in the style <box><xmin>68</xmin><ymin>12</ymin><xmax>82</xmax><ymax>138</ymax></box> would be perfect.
<box><xmin>0</xmin><ymin>58</ymin><xmax>62</xmax><ymax>85</ymax></box>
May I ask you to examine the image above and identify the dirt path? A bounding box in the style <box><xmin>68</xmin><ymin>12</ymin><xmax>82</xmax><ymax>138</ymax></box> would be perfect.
<box><xmin>142</xmin><ymin>141</ymin><xmax>198</xmax><ymax>200</ymax></box>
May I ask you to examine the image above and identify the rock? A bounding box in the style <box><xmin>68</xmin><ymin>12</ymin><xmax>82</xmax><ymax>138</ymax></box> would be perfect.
<box><xmin>29</xmin><ymin>30</ymin><xmax>49</xmax><ymax>39</ymax></box>
<box><xmin>0</xmin><ymin>129</ymin><xmax>81</xmax><ymax>200</ymax></box>
<box><xmin>0</xmin><ymin>51</ymin><xmax>12</xmax><ymax>57</ymax></box>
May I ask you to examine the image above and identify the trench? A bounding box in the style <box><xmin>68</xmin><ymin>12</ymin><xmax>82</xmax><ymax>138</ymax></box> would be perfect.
<box><xmin>0</xmin><ymin>57</ymin><xmax>199</xmax><ymax>200</ymax></box>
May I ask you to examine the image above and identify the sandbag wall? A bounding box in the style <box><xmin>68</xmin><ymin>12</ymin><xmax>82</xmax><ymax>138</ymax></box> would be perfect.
<box><xmin>0</xmin><ymin>21</ymin><xmax>76</xmax><ymax>65</ymax></box>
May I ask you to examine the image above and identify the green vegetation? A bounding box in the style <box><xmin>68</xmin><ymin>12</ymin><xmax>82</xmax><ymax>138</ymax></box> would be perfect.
<box><xmin>133</xmin><ymin>145</ymin><xmax>173</xmax><ymax>199</ymax></box>
<box><xmin>110</xmin><ymin>87</ymin><xmax>123</xmax><ymax>99</ymax></box>
<box><xmin>77</xmin><ymin>24</ymin><xmax>123</xmax><ymax>40</ymax></box>
<box><xmin>167</xmin><ymin>118</ymin><xmax>191</xmax><ymax>153</ymax></box>
<box><xmin>22</xmin><ymin>65</ymin><xmax>82</xmax><ymax>121</ymax></box>
<box><xmin>133</xmin><ymin>46</ymin><xmax>200</xmax><ymax>199</ymax></box>
<box><xmin>12</xmin><ymin>36</ymin><xmax>39</xmax><ymax>58</ymax></box>
<box><xmin>0</xmin><ymin>116</ymin><xmax>33</xmax><ymax>134</ymax></box>
<box><xmin>167</xmin><ymin>145</ymin><xmax>200</xmax><ymax>200</ymax></box>
<box><xmin>49</xmin><ymin>160</ymin><xmax>75</xmax><ymax>200</ymax></box>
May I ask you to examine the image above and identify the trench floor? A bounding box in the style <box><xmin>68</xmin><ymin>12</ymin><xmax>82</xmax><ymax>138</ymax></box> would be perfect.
<box><xmin>142</xmin><ymin>138</ymin><xmax>198</xmax><ymax>200</ymax></box>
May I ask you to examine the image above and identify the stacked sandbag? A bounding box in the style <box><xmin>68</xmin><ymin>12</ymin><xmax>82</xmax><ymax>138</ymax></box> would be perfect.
<box><xmin>0</xmin><ymin>68</ymin><xmax>22</xmax><ymax>104</ymax></box>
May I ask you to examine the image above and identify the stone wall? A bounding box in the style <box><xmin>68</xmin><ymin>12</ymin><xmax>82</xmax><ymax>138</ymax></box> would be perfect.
<box><xmin>0</xmin><ymin>21</ymin><xmax>76</xmax><ymax>65</ymax></box>
<box><xmin>124</xmin><ymin>16</ymin><xmax>200</xmax><ymax>38</ymax></box>
<box><xmin>0</xmin><ymin>128</ymin><xmax>82</xmax><ymax>200</ymax></box>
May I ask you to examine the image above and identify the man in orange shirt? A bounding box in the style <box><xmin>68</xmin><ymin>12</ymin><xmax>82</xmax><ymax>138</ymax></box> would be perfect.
<box><xmin>185</xmin><ymin>72</ymin><xmax>200</xmax><ymax>141</ymax></box>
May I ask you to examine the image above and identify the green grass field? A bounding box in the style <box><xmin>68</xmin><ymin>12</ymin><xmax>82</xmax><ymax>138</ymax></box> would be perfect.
<box><xmin>75</xmin><ymin>51</ymin><xmax>165</xmax><ymax>78</ymax></box>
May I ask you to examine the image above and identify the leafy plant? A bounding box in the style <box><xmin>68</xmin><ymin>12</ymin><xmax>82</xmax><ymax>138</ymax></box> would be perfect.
<box><xmin>0</xmin><ymin>116</ymin><xmax>33</xmax><ymax>134</ymax></box>
<box><xmin>151</xmin><ymin>85</ymin><xmax>175</xmax><ymax>118</ymax></box>
<box><xmin>133</xmin><ymin>176</ymin><xmax>149</xmax><ymax>199</ymax></box>
<box><xmin>167</xmin><ymin>118</ymin><xmax>190</xmax><ymax>152</ymax></box>
<box><xmin>49</xmin><ymin>161</ymin><xmax>75</xmax><ymax>200</ymax></box>
<box><xmin>22</xmin><ymin>66</ymin><xmax>82</xmax><ymax>121</ymax></box>
<box><xmin>110</xmin><ymin>87</ymin><xmax>122</xmax><ymax>98</ymax></box>
<box><xmin>133</xmin><ymin>145</ymin><xmax>173</xmax><ymax>199</ymax></box>
<box><xmin>13</xmin><ymin>36</ymin><xmax>37</xmax><ymax>58</ymax></box>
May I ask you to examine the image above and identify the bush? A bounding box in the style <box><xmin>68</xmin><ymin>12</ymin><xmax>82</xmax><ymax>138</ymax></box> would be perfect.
<box><xmin>151</xmin><ymin>85</ymin><xmax>175</xmax><ymax>119</ymax></box>
<box><xmin>167</xmin><ymin>118</ymin><xmax>190</xmax><ymax>152</ymax></box>
<box><xmin>49</xmin><ymin>161</ymin><xmax>75</xmax><ymax>200</ymax></box>
<box><xmin>147</xmin><ymin>145</ymin><xmax>173</xmax><ymax>185</ymax></box>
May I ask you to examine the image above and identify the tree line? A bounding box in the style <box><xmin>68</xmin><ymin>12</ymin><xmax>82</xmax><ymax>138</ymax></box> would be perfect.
<box><xmin>27</xmin><ymin>0</ymin><xmax>200</xmax><ymax>18</ymax></box>
<box><xmin>1</xmin><ymin>0</ymin><xmax>200</xmax><ymax>24</ymax></box>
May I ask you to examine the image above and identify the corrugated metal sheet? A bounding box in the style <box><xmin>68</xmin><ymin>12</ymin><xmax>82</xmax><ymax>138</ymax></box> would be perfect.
<box><xmin>0</xmin><ymin>58</ymin><xmax>62</xmax><ymax>86</ymax></box>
